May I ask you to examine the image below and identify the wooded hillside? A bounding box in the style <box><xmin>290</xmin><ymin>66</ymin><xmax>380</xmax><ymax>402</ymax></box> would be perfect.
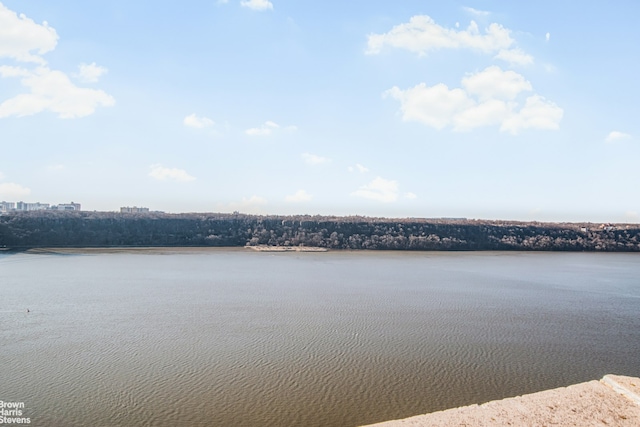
<box><xmin>1</xmin><ymin>211</ymin><xmax>639</xmax><ymax>251</ymax></box>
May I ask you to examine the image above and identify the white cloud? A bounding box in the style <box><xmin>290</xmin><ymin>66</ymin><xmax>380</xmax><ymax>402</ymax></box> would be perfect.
<box><xmin>351</xmin><ymin>177</ymin><xmax>399</xmax><ymax>203</ymax></box>
<box><xmin>605</xmin><ymin>131</ymin><xmax>631</xmax><ymax>143</ymax></box>
<box><xmin>499</xmin><ymin>95</ymin><xmax>563</xmax><ymax>134</ymax></box>
<box><xmin>366</xmin><ymin>15</ymin><xmax>530</xmax><ymax>66</ymax></box>
<box><xmin>246</xmin><ymin>121</ymin><xmax>277</xmax><ymax>135</ymax></box>
<box><xmin>462</xmin><ymin>66</ymin><xmax>532</xmax><ymax>100</ymax></box>
<box><xmin>241</xmin><ymin>0</ymin><xmax>273</xmax><ymax>11</ymax></box>
<box><xmin>494</xmin><ymin>48</ymin><xmax>534</xmax><ymax>66</ymax></box>
<box><xmin>545</xmin><ymin>32</ymin><xmax>551</xmax><ymax>42</ymax></box>
<box><xmin>0</xmin><ymin>5</ymin><xmax>113</xmax><ymax>120</ymax></box>
<box><xmin>348</xmin><ymin>163</ymin><xmax>369</xmax><ymax>173</ymax></box>
<box><xmin>462</xmin><ymin>6</ymin><xmax>490</xmax><ymax>17</ymax></box>
<box><xmin>385</xmin><ymin>83</ymin><xmax>473</xmax><ymax>130</ymax></box>
<box><xmin>0</xmin><ymin>3</ymin><xmax>58</xmax><ymax>64</ymax></box>
<box><xmin>148</xmin><ymin>164</ymin><xmax>196</xmax><ymax>182</ymax></box>
<box><xmin>302</xmin><ymin>152</ymin><xmax>331</xmax><ymax>165</ymax></box>
<box><xmin>75</xmin><ymin>62</ymin><xmax>108</xmax><ymax>83</ymax></box>
<box><xmin>0</xmin><ymin>65</ymin><xmax>30</xmax><ymax>77</ymax></box>
<box><xmin>245</xmin><ymin>121</ymin><xmax>297</xmax><ymax>136</ymax></box>
<box><xmin>245</xmin><ymin>120</ymin><xmax>297</xmax><ymax>136</ymax></box>
<box><xmin>183</xmin><ymin>113</ymin><xmax>214</xmax><ymax>129</ymax></box>
<box><xmin>452</xmin><ymin>98</ymin><xmax>509</xmax><ymax>131</ymax></box>
<box><xmin>0</xmin><ymin>182</ymin><xmax>31</xmax><ymax>198</ymax></box>
<box><xmin>384</xmin><ymin>66</ymin><xmax>562</xmax><ymax>134</ymax></box>
<box><xmin>404</xmin><ymin>192</ymin><xmax>418</xmax><ymax>199</ymax></box>
<box><xmin>0</xmin><ymin>66</ymin><xmax>115</xmax><ymax>118</ymax></box>
<box><xmin>285</xmin><ymin>190</ymin><xmax>312</xmax><ymax>202</ymax></box>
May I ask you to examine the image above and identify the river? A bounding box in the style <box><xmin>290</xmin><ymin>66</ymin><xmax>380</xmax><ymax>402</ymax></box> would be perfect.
<box><xmin>1</xmin><ymin>249</ymin><xmax>639</xmax><ymax>426</ymax></box>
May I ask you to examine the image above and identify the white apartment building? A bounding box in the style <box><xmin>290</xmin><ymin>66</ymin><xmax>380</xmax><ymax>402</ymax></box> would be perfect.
<box><xmin>1</xmin><ymin>201</ymin><xmax>16</xmax><ymax>212</ymax></box>
<box><xmin>16</xmin><ymin>201</ymin><xmax>50</xmax><ymax>211</ymax></box>
<box><xmin>0</xmin><ymin>201</ymin><xmax>81</xmax><ymax>212</ymax></box>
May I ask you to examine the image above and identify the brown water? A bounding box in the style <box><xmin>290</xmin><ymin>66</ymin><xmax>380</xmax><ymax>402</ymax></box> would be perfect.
<box><xmin>1</xmin><ymin>249</ymin><xmax>639</xmax><ymax>426</ymax></box>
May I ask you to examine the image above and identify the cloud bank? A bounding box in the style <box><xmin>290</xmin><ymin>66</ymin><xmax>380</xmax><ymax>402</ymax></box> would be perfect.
<box><xmin>0</xmin><ymin>3</ymin><xmax>58</xmax><ymax>63</ymax></box>
<box><xmin>75</xmin><ymin>62</ymin><xmax>108</xmax><ymax>83</ymax></box>
<box><xmin>0</xmin><ymin>65</ymin><xmax>115</xmax><ymax>118</ymax></box>
<box><xmin>366</xmin><ymin>15</ymin><xmax>533</xmax><ymax>66</ymax></box>
<box><xmin>384</xmin><ymin>66</ymin><xmax>563</xmax><ymax>134</ymax></box>
<box><xmin>0</xmin><ymin>4</ymin><xmax>114</xmax><ymax>119</ymax></box>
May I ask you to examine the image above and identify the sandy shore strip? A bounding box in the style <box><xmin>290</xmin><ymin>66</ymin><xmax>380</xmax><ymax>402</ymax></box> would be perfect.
<box><xmin>362</xmin><ymin>375</ymin><xmax>640</xmax><ymax>427</ymax></box>
<box><xmin>244</xmin><ymin>245</ymin><xmax>328</xmax><ymax>252</ymax></box>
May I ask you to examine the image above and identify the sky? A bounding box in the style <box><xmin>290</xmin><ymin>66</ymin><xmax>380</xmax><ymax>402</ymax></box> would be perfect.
<box><xmin>0</xmin><ymin>1</ymin><xmax>638</xmax><ymax>222</ymax></box>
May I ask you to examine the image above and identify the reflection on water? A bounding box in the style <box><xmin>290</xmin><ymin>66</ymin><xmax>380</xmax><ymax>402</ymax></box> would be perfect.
<box><xmin>1</xmin><ymin>250</ymin><xmax>639</xmax><ymax>426</ymax></box>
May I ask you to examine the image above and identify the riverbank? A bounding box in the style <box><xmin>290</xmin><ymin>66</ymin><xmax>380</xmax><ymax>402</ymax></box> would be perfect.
<box><xmin>362</xmin><ymin>375</ymin><xmax>640</xmax><ymax>427</ymax></box>
<box><xmin>21</xmin><ymin>247</ymin><xmax>247</xmax><ymax>255</ymax></box>
<box><xmin>2</xmin><ymin>210</ymin><xmax>639</xmax><ymax>251</ymax></box>
<box><xmin>17</xmin><ymin>246</ymin><xmax>327</xmax><ymax>255</ymax></box>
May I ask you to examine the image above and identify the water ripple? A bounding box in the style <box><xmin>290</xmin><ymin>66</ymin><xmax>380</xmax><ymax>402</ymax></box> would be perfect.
<box><xmin>1</xmin><ymin>250</ymin><xmax>639</xmax><ymax>426</ymax></box>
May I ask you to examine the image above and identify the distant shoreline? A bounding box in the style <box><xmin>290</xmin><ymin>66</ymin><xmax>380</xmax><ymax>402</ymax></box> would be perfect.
<box><xmin>19</xmin><ymin>247</ymin><xmax>247</xmax><ymax>255</ymax></box>
<box><xmin>15</xmin><ymin>246</ymin><xmax>330</xmax><ymax>255</ymax></box>
<box><xmin>1</xmin><ymin>211</ymin><xmax>639</xmax><ymax>252</ymax></box>
<box><xmin>6</xmin><ymin>247</ymin><xmax>639</xmax><ymax>257</ymax></box>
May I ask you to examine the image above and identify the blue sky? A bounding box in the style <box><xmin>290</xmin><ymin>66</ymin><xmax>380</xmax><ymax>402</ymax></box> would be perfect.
<box><xmin>0</xmin><ymin>1</ymin><xmax>638</xmax><ymax>222</ymax></box>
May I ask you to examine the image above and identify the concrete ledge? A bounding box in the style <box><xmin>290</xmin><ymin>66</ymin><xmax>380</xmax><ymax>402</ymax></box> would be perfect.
<box><xmin>362</xmin><ymin>375</ymin><xmax>640</xmax><ymax>427</ymax></box>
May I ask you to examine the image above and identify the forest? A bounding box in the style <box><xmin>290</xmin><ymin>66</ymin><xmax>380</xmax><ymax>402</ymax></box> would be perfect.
<box><xmin>1</xmin><ymin>210</ymin><xmax>639</xmax><ymax>251</ymax></box>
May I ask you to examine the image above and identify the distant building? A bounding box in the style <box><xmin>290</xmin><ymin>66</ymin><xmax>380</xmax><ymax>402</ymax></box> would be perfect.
<box><xmin>120</xmin><ymin>206</ymin><xmax>150</xmax><ymax>214</ymax></box>
<box><xmin>16</xmin><ymin>201</ymin><xmax>50</xmax><ymax>211</ymax></box>
<box><xmin>1</xmin><ymin>201</ymin><xmax>16</xmax><ymax>213</ymax></box>
<box><xmin>1</xmin><ymin>201</ymin><xmax>81</xmax><ymax>212</ymax></box>
<box><xmin>50</xmin><ymin>202</ymin><xmax>81</xmax><ymax>211</ymax></box>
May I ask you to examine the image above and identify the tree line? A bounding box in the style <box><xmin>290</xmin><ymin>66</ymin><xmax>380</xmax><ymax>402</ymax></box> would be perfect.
<box><xmin>1</xmin><ymin>210</ymin><xmax>639</xmax><ymax>251</ymax></box>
